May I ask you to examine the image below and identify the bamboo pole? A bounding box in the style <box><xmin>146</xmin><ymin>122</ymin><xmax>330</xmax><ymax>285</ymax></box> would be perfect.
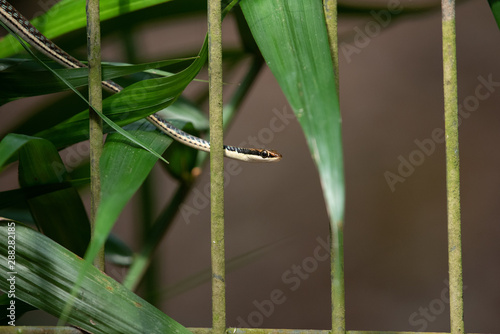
<box><xmin>323</xmin><ymin>1</ymin><xmax>345</xmax><ymax>333</ymax></box>
<box><xmin>208</xmin><ymin>0</ymin><xmax>225</xmax><ymax>332</ymax></box>
<box><xmin>86</xmin><ymin>0</ymin><xmax>105</xmax><ymax>271</ymax></box>
<box><xmin>441</xmin><ymin>1</ymin><xmax>464</xmax><ymax>333</ymax></box>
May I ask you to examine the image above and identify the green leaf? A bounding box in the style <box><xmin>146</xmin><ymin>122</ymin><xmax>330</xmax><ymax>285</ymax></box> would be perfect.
<box><xmin>241</xmin><ymin>0</ymin><xmax>345</xmax><ymax>224</ymax></box>
<box><xmin>57</xmin><ymin>120</ymin><xmax>178</xmax><ymax>318</ymax></box>
<box><xmin>0</xmin><ymin>219</ymin><xmax>192</xmax><ymax>333</ymax></box>
<box><xmin>88</xmin><ymin>119</ymin><xmax>174</xmax><ymax>265</ymax></box>
<box><xmin>18</xmin><ymin>139</ymin><xmax>90</xmax><ymax>257</ymax></box>
<box><xmin>0</xmin><ymin>134</ymin><xmax>42</xmax><ymax>170</ymax></box>
<box><xmin>0</xmin><ymin>58</ymin><xmax>194</xmax><ymax>103</ymax></box>
<box><xmin>83</xmin><ymin>98</ymin><xmax>208</xmax><ymax>297</ymax></box>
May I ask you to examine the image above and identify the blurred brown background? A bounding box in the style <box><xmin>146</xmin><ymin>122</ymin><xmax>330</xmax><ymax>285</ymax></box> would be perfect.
<box><xmin>1</xmin><ymin>0</ymin><xmax>499</xmax><ymax>332</ymax></box>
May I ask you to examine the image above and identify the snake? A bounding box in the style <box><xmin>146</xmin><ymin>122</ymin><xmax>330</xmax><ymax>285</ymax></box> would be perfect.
<box><xmin>0</xmin><ymin>0</ymin><xmax>282</xmax><ymax>162</ymax></box>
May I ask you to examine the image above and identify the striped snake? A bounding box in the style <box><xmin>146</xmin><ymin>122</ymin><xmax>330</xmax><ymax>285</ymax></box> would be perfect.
<box><xmin>0</xmin><ymin>0</ymin><xmax>282</xmax><ymax>162</ymax></box>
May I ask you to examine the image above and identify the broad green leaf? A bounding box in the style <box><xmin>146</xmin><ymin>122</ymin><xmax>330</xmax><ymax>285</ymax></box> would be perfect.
<box><xmin>240</xmin><ymin>5</ymin><xmax>346</xmax><ymax>320</ymax></box>
<box><xmin>0</xmin><ymin>219</ymin><xmax>192</xmax><ymax>333</ymax></box>
<box><xmin>18</xmin><ymin>139</ymin><xmax>90</xmax><ymax>257</ymax></box>
<box><xmin>241</xmin><ymin>0</ymin><xmax>345</xmax><ymax>226</ymax></box>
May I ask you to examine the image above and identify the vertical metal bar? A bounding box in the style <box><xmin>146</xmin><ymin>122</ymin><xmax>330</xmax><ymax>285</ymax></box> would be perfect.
<box><xmin>441</xmin><ymin>1</ymin><xmax>465</xmax><ymax>333</ymax></box>
<box><xmin>208</xmin><ymin>0</ymin><xmax>225</xmax><ymax>332</ymax></box>
<box><xmin>86</xmin><ymin>0</ymin><xmax>105</xmax><ymax>271</ymax></box>
<box><xmin>323</xmin><ymin>1</ymin><xmax>345</xmax><ymax>333</ymax></box>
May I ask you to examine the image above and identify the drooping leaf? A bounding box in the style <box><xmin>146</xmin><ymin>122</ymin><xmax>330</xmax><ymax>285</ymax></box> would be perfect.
<box><xmin>240</xmin><ymin>4</ymin><xmax>346</xmax><ymax>321</ymax></box>
<box><xmin>240</xmin><ymin>0</ymin><xmax>345</xmax><ymax>225</ymax></box>
<box><xmin>0</xmin><ymin>219</ymin><xmax>192</xmax><ymax>333</ymax></box>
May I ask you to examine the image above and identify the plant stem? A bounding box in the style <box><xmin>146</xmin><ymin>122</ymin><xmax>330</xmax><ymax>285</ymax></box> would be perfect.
<box><xmin>323</xmin><ymin>1</ymin><xmax>345</xmax><ymax>333</ymax></box>
<box><xmin>441</xmin><ymin>1</ymin><xmax>464</xmax><ymax>333</ymax></box>
<box><xmin>87</xmin><ymin>0</ymin><xmax>105</xmax><ymax>271</ymax></box>
<box><xmin>208</xmin><ymin>0</ymin><xmax>225</xmax><ymax>332</ymax></box>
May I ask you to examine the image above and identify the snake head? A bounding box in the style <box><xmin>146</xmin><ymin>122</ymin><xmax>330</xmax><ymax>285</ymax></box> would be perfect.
<box><xmin>259</xmin><ymin>149</ymin><xmax>282</xmax><ymax>162</ymax></box>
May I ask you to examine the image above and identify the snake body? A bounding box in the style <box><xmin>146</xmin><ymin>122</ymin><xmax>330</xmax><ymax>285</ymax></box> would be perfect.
<box><xmin>0</xmin><ymin>0</ymin><xmax>282</xmax><ymax>162</ymax></box>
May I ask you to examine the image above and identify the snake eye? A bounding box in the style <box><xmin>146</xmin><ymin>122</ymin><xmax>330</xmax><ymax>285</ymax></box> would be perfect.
<box><xmin>261</xmin><ymin>150</ymin><xmax>269</xmax><ymax>158</ymax></box>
